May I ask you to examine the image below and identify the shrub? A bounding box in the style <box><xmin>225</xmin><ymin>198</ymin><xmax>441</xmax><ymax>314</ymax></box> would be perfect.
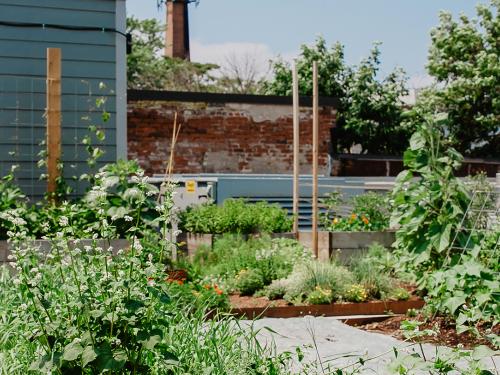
<box><xmin>283</xmin><ymin>261</ymin><xmax>354</xmax><ymax>304</ymax></box>
<box><xmin>306</xmin><ymin>286</ymin><xmax>333</xmax><ymax>305</ymax></box>
<box><xmin>235</xmin><ymin>269</ymin><xmax>264</xmax><ymax>296</ymax></box>
<box><xmin>344</xmin><ymin>284</ymin><xmax>368</xmax><ymax>302</ymax></box>
<box><xmin>349</xmin><ymin>245</ymin><xmax>396</xmax><ymax>299</ymax></box>
<box><xmin>390</xmin><ymin>288</ymin><xmax>411</xmax><ymax>301</ymax></box>
<box><xmin>263</xmin><ymin>279</ymin><xmax>289</xmax><ymax>300</ymax></box>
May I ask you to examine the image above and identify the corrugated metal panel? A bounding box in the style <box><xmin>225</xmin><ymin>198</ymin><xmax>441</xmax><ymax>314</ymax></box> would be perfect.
<box><xmin>0</xmin><ymin>0</ymin><xmax>120</xmax><ymax>199</ymax></box>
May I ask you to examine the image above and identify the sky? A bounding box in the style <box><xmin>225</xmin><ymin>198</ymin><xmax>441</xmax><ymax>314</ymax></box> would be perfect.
<box><xmin>126</xmin><ymin>0</ymin><xmax>482</xmax><ymax>88</ymax></box>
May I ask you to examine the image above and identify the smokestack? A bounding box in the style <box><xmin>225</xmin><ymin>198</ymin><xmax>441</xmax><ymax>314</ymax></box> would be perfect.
<box><xmin>165</xmin><ymin>0</ymin><xmax>190</xmax><ymax>60</ymax></box>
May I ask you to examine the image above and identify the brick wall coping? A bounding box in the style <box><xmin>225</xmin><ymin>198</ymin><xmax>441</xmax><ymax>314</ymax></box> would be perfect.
<box><xmin>128</xmin><ymin>89</ymin><xmax>339</xmax><ymax>108</ymax></box>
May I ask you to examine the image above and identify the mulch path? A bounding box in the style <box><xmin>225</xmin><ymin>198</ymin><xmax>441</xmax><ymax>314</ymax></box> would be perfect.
<box><xmin>359</xmin><ymin>314</ymin><xmax>499</xmax><ymax>349</ymax></box>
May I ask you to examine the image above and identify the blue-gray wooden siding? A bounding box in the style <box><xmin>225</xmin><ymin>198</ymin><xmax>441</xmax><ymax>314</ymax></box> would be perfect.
<box><xmin>0</xmin><ymin>0</ymin><xmax>124</xmax><ymax>198</ymax></box>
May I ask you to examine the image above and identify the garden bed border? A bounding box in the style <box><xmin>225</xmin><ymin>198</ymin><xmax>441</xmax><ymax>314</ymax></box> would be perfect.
<box><xmin>230</xmin><ymin>298</ymin><xmax>424</xmax><ymax>319</ymax></box>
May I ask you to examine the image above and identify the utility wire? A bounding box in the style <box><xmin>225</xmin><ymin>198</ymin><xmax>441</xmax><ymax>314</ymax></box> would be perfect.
<box><xmin>0</xmin><ymin>20</ymin><xmax>132</xmax><ymax>53</ymax></box>
<box><xmin>0</xmin><ymin>20</ymin><xmax>128</xmax><ymax>37</ymax></box>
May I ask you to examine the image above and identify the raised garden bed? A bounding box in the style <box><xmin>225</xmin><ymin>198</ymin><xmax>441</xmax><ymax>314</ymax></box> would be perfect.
<box><xmin>179</xmin><ymin>230</ymin><xmax>395</xmax><ymax>261</ymax></box>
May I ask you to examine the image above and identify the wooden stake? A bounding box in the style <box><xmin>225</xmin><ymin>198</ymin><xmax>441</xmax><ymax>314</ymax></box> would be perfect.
<box><xmin>312</xmin><ymin>61</ymin><xmax>319</xmax><ymax>258</ymax></box>
<box><xmin>46</xmin><ymin>48</ymin><xmax>61</xmax><ymax>199</ymax></box>
<box><xmin>292</xmin><ymin>63</ymin><xmax>300</xmax><ymax>235</ymax></box>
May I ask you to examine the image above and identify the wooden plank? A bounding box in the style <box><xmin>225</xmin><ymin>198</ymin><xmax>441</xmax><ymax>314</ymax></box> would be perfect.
<box><xmin>46</xmin><ymin>47</ymin><xmax>61</xmax><ymax>198</ymax></box>
<box><xmin>292</xmin><ymin>63</ymin><xmax>300</xmax><ymax>235</ymax></box>
<box><xmin>312</xmin><ymin>61</ymin><xmax>319</xmax><ymax>257</ymax></box>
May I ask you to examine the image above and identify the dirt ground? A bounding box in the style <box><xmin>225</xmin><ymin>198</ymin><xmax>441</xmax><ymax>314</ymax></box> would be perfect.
<box><xmin>359</xmin><ymin>314</ymin><xmax>499</xmax><ymax>349</ymax></box>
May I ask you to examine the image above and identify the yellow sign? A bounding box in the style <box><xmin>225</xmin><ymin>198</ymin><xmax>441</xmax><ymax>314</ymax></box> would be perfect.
<box><xmin>185</xmin><ymin>180</ymin><xmax>196</xmax><ymax>193</ymax></box>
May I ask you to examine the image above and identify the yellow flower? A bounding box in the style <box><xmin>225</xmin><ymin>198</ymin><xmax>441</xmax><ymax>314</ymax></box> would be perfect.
<box><xmin>350</xmin><ymin>213</ymin><xmax>357</xmax><ymax>220</ymax></box>
<box><xmin>333</xmin><ymin>218</ymin><xmax>339</xmax><ymax>224</ymax></box>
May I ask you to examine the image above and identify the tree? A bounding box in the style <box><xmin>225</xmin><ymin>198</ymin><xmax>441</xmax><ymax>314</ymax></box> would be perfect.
<box><xmin>407</xmin><ymin>0</ymin><xmax>499</xmax><ymax>157</ymax></box>
<box><xmin>216</xmin><ymin>52</ymin><xmax>266</xmax><ymax>94</ymax></box>
<box><xmin>264</xmin><ymin>37</ymin><xmax>409</xmax><ymax>155</ymax></box>
<box><xmin>127</xmin><ymin>17</ymin><xmax>218</xmax><ymax>91</ymax></box>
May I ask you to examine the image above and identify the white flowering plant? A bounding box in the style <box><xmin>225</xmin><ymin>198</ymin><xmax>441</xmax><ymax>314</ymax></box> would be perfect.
<box><xmin>1</xmin><ymin>181</ymin><xmax>179</xmax><ymax>374</ymax></box>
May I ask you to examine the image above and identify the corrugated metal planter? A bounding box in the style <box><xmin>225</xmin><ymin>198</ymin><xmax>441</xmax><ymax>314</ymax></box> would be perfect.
<box><xmin>231</xmin><ymin>297</ymin><xmax>424</xmax><ymax>320</ymax></box>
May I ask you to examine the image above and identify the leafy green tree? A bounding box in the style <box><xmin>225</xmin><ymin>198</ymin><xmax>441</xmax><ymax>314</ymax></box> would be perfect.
<box><xmin>407</xmin><ymin>0</ymin><xmax>499</xmax><ymax>157</ymax></box>
<box><xmin>127</xmin><ymin>17</ymin><xmax>218</xmax><ymax>91</ymax></box>
<box><xmin>264</xmin><ymin>37</ymin><xmax>409</xmax><ymax>155</ymax></box>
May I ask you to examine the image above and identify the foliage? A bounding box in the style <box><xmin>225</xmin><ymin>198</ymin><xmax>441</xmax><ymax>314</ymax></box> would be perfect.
<box><xmin>0</xmin><ymin>169</ymin><xmax>296</xmax><ymax>374</ymax></box>
<box><xmin>165</xmin><ymin>280</ymin><xmax>230</xmax><ymax>312</ymax></box>
<box><xmin>192</xmin><ymin>234</ymin><xmax>310</xmax><ymax>293</ymax></box>
<box><xmin>127</xmin><ymin>17</ymin><xmax>218</xmax><ymax>91</ymax></box>
<box><xmin>0</xmin><ymin>161</ymin><xmax>161</xmax><ymax>240</ymax></box>
<box><xmin>262</xmin><ymin>279</ymin><xmax>289</xmax><ymax>300</ymax></box>
<box><xmin>344</xmin><ymin>284</ymin><xmax>368</xmax><ymax>303</ymax></box>
<box><xmin>321</xmin><ymin>191</ymin><xmax>390</xmax><ymax>232</ymax></box>
<box><xmin>405</xmin><ymin>0</ymin><xmax>500</xmax><ymax>157</ymax></box>
<box><xmin>0</xmin><ymin>179</ymin><xmax>177</xmax><ymax>374</ymax></box>
<box><xmin>235</xmin><ymin>269</ymin><xmax>265</xmax><ymax>296</ymax></box>
<box><xmin>306</xmin><ymin>286</ymin><xmax>333</xmax><ymax>305</ymax></box>
<box><xmin>281</xmin><ymin>261</ymin><xmax>355</xmax><ymax>304</ymax></box>
<box><xmin>391</xmin><ymin>117</ymin><xmax>499</xmax><ymax>335</ymax></box>
<box><xmin>264</xmin><ymin>37</ymin><xmax>409</xmax><ymax>155</ymax></box>
<box><xmin>0</xmin><ymin>167</ymin><xmax>28</xmax><ymax>240</ymax></box>
<box><xmin>179</xmin><ymin>199</ymin><xmax>293</xmax><ymax>234</ymax></box>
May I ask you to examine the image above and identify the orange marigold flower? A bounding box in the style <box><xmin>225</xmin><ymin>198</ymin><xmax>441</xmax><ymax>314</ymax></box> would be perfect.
<box><xmin>361</xmin><ymin>215</ymin><xmax>369</xmax><ymax>225</ymax></box>
<box><xmin>350</xmin><ymin>213</ymin><xmax>357</xmax><ymax>220</ymax></box>
<box><xmin>203</xmin><ymin>284</ymin><xmax>211</xmax><ymax>290</ymax></box>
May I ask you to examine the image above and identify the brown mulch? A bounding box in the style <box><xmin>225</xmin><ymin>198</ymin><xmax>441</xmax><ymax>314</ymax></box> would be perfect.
<box><xmin>229</xmin><ymin>294</ymin><xmax>289</xmax><ymax>309</ymax></box>
<box><xmin>359</xmin><ymin>314</ymin><xmax>499</xmax><ymax>350</ymax></box>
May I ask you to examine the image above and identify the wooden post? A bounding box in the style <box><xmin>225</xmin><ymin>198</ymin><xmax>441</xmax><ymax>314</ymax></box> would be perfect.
<box><xmin>292</xmin><ymin>63</ymin><xmax>300</xmax><ymax>235</ymax></box>
<box><xmin>46</xmin><ymin>48</ymin><xmax>61</xmax><ymax>198</ymax></box>
<box><xmin>312</xmin><ymin>61</ymin><xmax>319</xmax><ymax>258</ymax></box>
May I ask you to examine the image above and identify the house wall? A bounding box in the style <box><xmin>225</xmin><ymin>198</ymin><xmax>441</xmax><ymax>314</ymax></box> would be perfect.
<box><xmin>0</xmin><ymin>0</ymin><xmax>126</xmax><ymax>198</ymax></box>
<box><xmin>128</xmin><ymin>97</ymin><xmax>336</xmax><ymax>175</ymax></box>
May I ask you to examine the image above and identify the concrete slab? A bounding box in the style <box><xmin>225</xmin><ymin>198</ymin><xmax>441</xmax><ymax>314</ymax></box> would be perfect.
<box><xmin>243</xmin><ymin>316</ymin><xmax>499</xmax><ymax>374</ymax></box>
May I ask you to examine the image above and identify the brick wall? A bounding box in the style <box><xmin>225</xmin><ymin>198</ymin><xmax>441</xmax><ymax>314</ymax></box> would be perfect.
<box><xmin>128</xmin><ymin>100</ymin><xmax>336</xmax><ymax>175</ymax></box>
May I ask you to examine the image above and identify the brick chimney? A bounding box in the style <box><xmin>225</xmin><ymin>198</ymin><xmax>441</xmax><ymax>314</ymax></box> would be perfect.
<box><xmin>165</xmin><ymin>0</ymin><xmax>190</xmax><ymax>60</ymax></box>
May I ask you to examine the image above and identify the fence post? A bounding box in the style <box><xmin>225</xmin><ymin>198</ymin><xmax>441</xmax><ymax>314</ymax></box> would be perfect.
<box><xmin>312</xmin><ymin>61</ymin><xmax>319</xmax><ymax>258</ymax></box>
<box><xmin>292</xmin><ymin>63</ymin><xmax>300</xmax><ymax>236</ymax></box>
<box><xmin>46</xmin><ymin>48</ymin><xmax>61</xmax><ymax>199</ymax></box>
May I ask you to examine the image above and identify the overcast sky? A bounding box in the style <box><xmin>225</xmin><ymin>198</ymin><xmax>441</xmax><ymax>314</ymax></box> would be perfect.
<box><xmin>126</xmin><ymin>0</ymin><xmax>481</xmax><ymax>88</ymax></box>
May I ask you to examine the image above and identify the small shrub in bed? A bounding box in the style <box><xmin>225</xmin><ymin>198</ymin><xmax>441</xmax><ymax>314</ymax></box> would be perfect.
<box><xmin>235</xmin><ymin>269</ymin><xmax>265</xmax><ymax>296</ymax></box>
<box><xmin>344</xmin><ymin>284</ymin><xmax>368</xmax><ymax>302</ymax></box>
<box><xmin>283</xmin><ymin>261</ymin><xmax>355</xmax><ymax>304</ymax></box>
<box><xmin>390</xmin><ymin>287</ymin><xmax>411</xmax><ymax>301</ymax></box>
<box><xmin>263</xmin><ymin>279</ymin><xmax>289</xmax><ymax>300</ymax></box>
<box><xmin>306</xmin><ymin>286</ymin><xmax>333</xmax><ymax>305</ymax></box>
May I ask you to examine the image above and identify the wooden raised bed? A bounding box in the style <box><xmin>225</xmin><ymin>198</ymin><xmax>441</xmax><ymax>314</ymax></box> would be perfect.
<box><xmin>231</xmin><ymin>297</ymin><xmax>424</xmax><ymax>320</ymax></box>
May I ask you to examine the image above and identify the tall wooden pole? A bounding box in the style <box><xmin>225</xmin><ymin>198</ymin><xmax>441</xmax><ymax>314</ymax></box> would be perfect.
<box><xmin>46</xmin><ymin>48</ymin><xmax>61</xmax><ymax>199</ymax></box>
<box><xmin>312</xmin><ymin>61</ymin><xmax>319</xmax><ymax>258</ymax></box>
<box><xmin>292</xmin><ymin>63</ymin><xmax>300</xmax><ymax>235</ymax></box>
